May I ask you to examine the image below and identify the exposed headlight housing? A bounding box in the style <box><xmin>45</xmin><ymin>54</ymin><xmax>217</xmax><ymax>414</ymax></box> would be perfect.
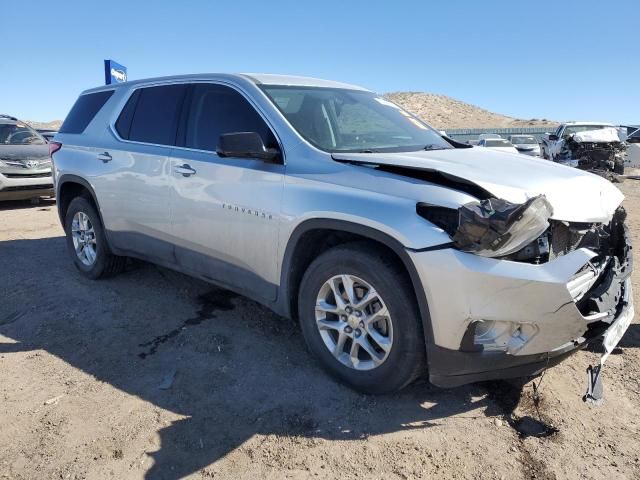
<box><xmin>417</xmin><ymin>195</ymin><xmax>554</xmax><ymax>258</ymax></box>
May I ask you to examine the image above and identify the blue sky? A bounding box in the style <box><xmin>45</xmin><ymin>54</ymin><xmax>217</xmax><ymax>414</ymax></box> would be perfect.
<box><xmin>0</xmin><ymin>0</ymin><xmax>637</xmax><ymax>124</ymax></box>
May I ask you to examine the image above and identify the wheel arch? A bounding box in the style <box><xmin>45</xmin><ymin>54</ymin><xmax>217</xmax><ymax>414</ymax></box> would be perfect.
<box><xmin>56</xmin><ymin>175</ymin><xmax>104</xmax><ymax>231</ymax></box>
<box><xmin>277</xmin><ymin>218</ymin><xmax>435</xmax><ymax>349</ymax></box>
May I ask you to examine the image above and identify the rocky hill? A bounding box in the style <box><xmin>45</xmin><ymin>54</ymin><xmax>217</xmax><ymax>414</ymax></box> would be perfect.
<box><xmin>384</xmin><ymin>92</ymin><xmax>556</xmax><ymax>130</ymax></box>
<box><xmin>26</xmin><ymin>120</ymin><xmax>62</xmax><ymax>131</ymax></box>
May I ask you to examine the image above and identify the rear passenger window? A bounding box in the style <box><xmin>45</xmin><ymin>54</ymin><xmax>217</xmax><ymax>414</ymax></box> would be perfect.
<box><xmin>59</xmin><ymin>90</ymin><xmax>114</xmax><ymax>134</ymax></box>
<box><xmin>127</xmin><ymin>85</ymin><xmax>187</xmax><ymax>145</ymax></box>
<box><xmin>184</xmin><ymin>84</ymin><xmax>276</xmax><ymax>152</ymax></box>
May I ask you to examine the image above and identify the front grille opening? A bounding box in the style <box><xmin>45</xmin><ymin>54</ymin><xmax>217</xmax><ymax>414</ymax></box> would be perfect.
<box><xmin>3</xmin><ymin>172</ymin><xmax>51</xmax><ymax>178</ymax></box>
<box><xmin>4</xmin><ymin>184</ymin><xmax>52</xmax><ymax>192</ymax></box>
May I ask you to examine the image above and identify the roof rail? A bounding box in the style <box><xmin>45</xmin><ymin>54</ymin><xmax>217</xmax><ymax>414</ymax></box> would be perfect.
<box><xmin>0</xmin><ymin>114</ymin><xmax>18</xmax><ymax>121</ymax></box>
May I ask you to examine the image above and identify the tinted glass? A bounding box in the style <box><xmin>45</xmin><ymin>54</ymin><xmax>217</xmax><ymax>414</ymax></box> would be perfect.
<box><xmin>0</xmin><ymin>122</ymin><xmax>45</xmax><ymax>145</ymax></box>
<box><xmin>115</xmin><ymin>89</ymin><xmax>141</xmax><ymax>139</ymax></box>
<box><xmin>184</xmin><ymin>84</ymin><xmax>276</xmax><ymax>152</ymax></box>
<box><xmin>59</xmin><ymin>90</ymin><xmax>114</xmax><ymax>134</ymax></box>
<box><xmin>510</xmin><ymin>136</ymin><xmax>537</xmax><ymax>144</ymax></box>
<box><xmin>262</xmin><ymin>86</ymin><xmax>451</xmax><ymax>153</ymax></box>
<box><xmin>129</xmin><ymin>85</ymin><xmax>187</xmax><ymax>145</ymax></box>
<box><xmin>485</xmin><ymin>139</ymin><xmax>512</xmax><ymax>147</ymax></box>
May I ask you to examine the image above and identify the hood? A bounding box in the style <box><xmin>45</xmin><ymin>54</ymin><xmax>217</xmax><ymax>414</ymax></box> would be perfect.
<box><xmin>572</xmin><ymin>127</ymin><xmax>621</xmax><ymax>144</ymax></box>
<box><xmin>0</xmin><ymin>144</ymin><xmax>49</xmax><ymax>162</ymax></box>
<box><xmin>333</xmin><ymin>148</ymin><xmax>624</xmax><ymax>223</ymax></box>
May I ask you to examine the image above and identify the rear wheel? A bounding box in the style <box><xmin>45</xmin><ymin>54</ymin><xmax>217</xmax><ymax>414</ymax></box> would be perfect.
<box><xmin>298</xmin><ymin>243</ymin><xmax>425</xmax><ymax>393</ymax></box>
<box><xmin>64</xmin><ymin>196</ymin><xmax>125</xmax><ymax>279</ymax></box>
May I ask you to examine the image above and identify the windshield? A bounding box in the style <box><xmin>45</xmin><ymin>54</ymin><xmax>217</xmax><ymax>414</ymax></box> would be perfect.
<box><xmin>261</xmin><ymin>86</ymin><xmax>452</xmax><ymax>153</ymax></box>
<box><xmin>510</xmin><ymin>136</ymin><xmax>537</xmax><ymax>144</ymax></box>
<box><xmin>485</xmin><ymin>139</ymin><xmax>513</xmax><ymax>147</ymax></box>
<box><xmin>0</xmin><ymin>122</ymin><xmax>45</xmax><ymax>145</ymax></box>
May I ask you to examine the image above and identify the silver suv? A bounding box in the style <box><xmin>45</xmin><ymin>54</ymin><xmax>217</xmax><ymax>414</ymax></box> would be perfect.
<box><xmin>51</xmin><ymin>74</ymin><xmax>633</xmax><ymax>395</ymax></box>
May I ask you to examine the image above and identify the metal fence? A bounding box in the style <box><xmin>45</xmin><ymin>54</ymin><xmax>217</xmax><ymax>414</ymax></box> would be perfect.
<box><xmin>445</xmin><ymin>127</ymin><xmax>553</xmax><ymax>144</ymax></box>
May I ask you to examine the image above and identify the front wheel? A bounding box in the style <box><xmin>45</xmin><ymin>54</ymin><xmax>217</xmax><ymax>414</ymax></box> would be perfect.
<box><xmin>298</xmin><ymin>243</ymin><xmax>426</xmax><ymax>393</ymax></box>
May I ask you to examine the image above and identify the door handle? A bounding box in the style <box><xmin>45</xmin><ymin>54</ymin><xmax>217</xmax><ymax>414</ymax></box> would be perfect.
<box><xmin>174</xmin><ymin>164</ymin><xmax>197</xmax><ymax>177</ymax></box>
<box><xmin>97</xmin><ymin>152</ymin><xmax>112</xmax><ymax>163</ymax></box>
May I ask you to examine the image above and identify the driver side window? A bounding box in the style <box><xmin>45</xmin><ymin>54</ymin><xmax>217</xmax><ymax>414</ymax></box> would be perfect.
<box><xmin>184</xmin><ymin>84</ymin><xmax>277</xmax><ymax>152</ymax></box>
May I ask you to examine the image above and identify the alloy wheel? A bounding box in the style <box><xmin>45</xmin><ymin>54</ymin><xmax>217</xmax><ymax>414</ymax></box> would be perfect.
<box><xmin>314</xmin><ymin>274</ymin><xmax>393</xmax><ymax>370</ymax></box>
<box><xmin>71</xmin><ymin>211</ymin><xmax>97</xmax><ymax>266</ymax></box>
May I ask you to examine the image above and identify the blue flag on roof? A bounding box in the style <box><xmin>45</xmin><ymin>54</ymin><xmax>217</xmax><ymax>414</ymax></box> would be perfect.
<box><xmin>104</xmin><ymin>60</ymin><xmax>127</xmax><ymax>85</ymax></box>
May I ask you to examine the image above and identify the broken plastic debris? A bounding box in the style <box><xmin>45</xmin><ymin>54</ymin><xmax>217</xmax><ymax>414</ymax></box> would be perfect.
<box><xmin>584</xmin><ymin>364</ymin><xmax>603</xmax><ymax>405</ymax></box>
<box><xmin>453</xmin><ymin>195</ymin><xmax>553</xmax><ymax>257</ymax></box>
<box><xmin>44</xmin><ymin>394</ymin><xmax>64</xmax><ymax>406</ymax></box>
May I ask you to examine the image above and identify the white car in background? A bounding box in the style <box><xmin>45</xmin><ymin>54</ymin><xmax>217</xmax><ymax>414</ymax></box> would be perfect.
<box><xmin>478</xmin><ymin>133</ymin><xmax>502</xmax><ymax>141</ymax></box>
<box><xmin>509</xmin><ymin>135</ymin><xmax>541</xmax><ymax>157</ymax></box>
<box><xmin>477</xmin><ymin>138</ymin><xmax>519</xmax><ymax>154</ymax></box>
<box><xmin>625</xmin><ymin>128</ymin><xmax>640</xmax><ymax>168</ymax></box>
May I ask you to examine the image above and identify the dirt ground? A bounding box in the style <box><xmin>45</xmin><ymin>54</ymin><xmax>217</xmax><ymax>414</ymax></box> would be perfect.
<box><xmin>1</xmin><ymin>183</ymin><xmax>639</xmax><ymax>480</ymax></box>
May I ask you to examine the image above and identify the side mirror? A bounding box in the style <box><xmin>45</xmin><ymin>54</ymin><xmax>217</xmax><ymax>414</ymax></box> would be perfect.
<box><xmin>548</xmin><ymin>134</ymin><xmax>559</xmax><ymax>141</ymax></box>
<box><xmin>217</xmin><ymin>132</ymin><xmax>280</xmax><ymax>162</ymax></box>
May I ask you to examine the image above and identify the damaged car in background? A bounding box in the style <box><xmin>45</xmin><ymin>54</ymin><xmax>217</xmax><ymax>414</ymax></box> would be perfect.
<box><xmin>541</xmin><ymin>122</ymin><xmax>627</xmax><ymax>178</ymax></box>
<box><xmin>53</xmin><ymin>74</ymin><xmax>633</xmax><ymax>401</ymax></box>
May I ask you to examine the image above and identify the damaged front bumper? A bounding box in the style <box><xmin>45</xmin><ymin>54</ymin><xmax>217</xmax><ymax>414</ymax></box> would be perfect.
<box><xmin>409</xmin><ymin>224</ymin><xmax>633</xmax><ymax>388</ymax></box>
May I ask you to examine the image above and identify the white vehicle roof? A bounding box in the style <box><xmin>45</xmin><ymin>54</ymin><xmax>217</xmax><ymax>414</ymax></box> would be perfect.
<box><xmin>81</xmin><ymin>73</ymin><xmax>370</xmax><ymax>95</ymax></box>
<box><xmin>243</xmin><ymin>73</ymin><xmax>368</xmax><ymax>91</ymax></box>
<box><xmin>563</xmin><ymin>121</ymin><xmax>615</xmax><ymax>127</ymax></box>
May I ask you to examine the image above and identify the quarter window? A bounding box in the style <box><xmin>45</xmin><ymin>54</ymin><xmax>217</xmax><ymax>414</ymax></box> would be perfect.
<box><xmin>115</xmin><ymin>89</ymin><xmax>141</xmax><ymax>139</ymax></box>
<box><xmin>127</xmin><ymin>85</ymin><xmax>187</xmax><ymax>146</ymax></box>
<box><xmin>60</xmin><ymin>90</ymin><xmax>114</xmax><ymax>134</ymax></box>
<box><xmin>183</xmin><ymin>84</ymin><xmax>276</xmax><ymax>152</ymax></box>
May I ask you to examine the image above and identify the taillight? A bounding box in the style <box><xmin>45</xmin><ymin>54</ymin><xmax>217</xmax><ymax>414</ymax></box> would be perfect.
<box><xmin>49</xmin><ymin>141</ymin><xmax>62</xmax><ymax>158</ymax></box>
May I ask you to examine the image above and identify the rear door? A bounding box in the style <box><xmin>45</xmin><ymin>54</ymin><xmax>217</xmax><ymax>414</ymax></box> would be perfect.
<box><xmin>168</xmin><ymin>83</ymin><xmax>285</xmax><ymax>302</ymax></box>
<box><xmin>102</xmin><ymin>84</ymin><xmax>188</xmax><ymax>262</ymax></box>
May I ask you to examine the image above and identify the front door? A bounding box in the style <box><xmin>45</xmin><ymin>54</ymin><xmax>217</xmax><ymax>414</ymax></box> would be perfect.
<box><xmin>169</xmin><ymin>83</ymin><xmax>284</xmax><ymax>302</ymax></box>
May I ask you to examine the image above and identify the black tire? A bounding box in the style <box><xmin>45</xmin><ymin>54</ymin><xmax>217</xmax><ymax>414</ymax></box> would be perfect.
<box><xmin>614</xmin><ymin>162</ymin><xmax>625</xmax><ymax>175</ymax></box>
<box><xmin>541</xmin><ymin>148</ymin><xmax>548</xmax><ymax>160</ymax></box>
<box><xmin>64</xmin><ymin>196</ymin><xmax>125</xmax><ymax>279</ymax></box>
<box><xmin>298</xmin><ymin>243</ymin><xmax>426</xmax><ymax>394</ymax></box>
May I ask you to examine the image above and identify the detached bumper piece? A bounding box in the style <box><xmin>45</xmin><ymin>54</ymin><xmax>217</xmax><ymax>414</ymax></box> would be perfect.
<box><xmin>581</xmin><ymin>216</ymin><xmax>634</xmax><ymax>404</ymax></box>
